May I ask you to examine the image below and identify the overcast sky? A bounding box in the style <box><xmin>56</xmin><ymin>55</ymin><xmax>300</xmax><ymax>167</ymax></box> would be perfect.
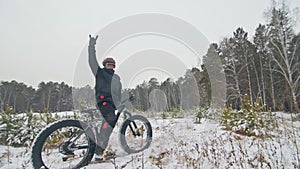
<box><xmin>0</xmin><ymin>0</ymin><xmax>299</xmax><ymax>88</ymax></box>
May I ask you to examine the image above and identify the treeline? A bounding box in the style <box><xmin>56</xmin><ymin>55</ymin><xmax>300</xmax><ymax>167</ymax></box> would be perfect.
<box><xmin>0</xmin><ymin>68</ymin><xmax>209</xmax><ymax>113</ymax></box>
<box><xmin>124</xmin><ymin>68</ymin><xmax>210</xmax><ymax>112</ymax></box>
<box><xmin>0</xmin><ymin>81</ymin><xmax>96</xmax><ymax>113</ymax></box>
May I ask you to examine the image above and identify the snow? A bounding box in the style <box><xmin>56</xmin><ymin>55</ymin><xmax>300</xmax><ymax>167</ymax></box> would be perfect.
<box><xmin>16</xmin><ymin>111</ymin><xmax>76</xmax><ymax>118</ymax></box>
<box><xmin>0</xmin><ymin>112</ymin><xmax>299</xmax><ymax>168</ymax></box>
<box><xmin>0</xmin><ymin>146</ymin><xmax>30</xmax><ymax>169</ymax></box>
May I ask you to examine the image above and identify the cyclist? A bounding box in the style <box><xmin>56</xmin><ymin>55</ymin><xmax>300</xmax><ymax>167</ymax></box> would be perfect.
<box><xmin>88</xmin><ymin>35</ymin><xmax>122</xmax><ymax>161</ymax></box>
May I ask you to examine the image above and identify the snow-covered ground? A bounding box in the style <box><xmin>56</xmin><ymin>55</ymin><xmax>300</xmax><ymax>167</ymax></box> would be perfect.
<box><xmin>15</xmin><ymin>111</ymin><xmax>77</xmax><ymax>118</ymax></box>
<box><xmin>0</xmin><ymin>112</ymin><xmax>300</xmax><ymax>169</ymax></box>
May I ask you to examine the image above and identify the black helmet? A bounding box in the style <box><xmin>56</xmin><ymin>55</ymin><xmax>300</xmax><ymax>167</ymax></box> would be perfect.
<box><xmin>102</xmin><ymin>57</ymin><xmax>116</xmax><ymax>67</ymax></box>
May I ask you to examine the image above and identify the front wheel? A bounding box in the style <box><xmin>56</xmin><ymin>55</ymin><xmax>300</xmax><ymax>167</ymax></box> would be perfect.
<box><xmin>119</xmin><ymin>115</ymin><xmax>152</xmax><ymax>154</ymax></box>
<box><xmin>31</xmin><ymin>119</ymin><xmax>96</xmax><ymax>169</ymax></box>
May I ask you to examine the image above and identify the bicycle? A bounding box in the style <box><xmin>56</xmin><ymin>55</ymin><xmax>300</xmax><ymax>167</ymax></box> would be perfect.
<box><xmin>31</xmin><ymin>99</ymin><xmax>153</xmax><ymax>169</ymax></box>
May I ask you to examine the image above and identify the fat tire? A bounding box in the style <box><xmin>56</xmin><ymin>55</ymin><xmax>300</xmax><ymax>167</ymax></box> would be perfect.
<box><xmin>119</xmin><ymin>114</ymin><xmax>152</xmax><ymax>154</ymax></box>
<box><xmin>31</xmin><ymin>119</ymin><xmax>96</xmax><ymax>169</ymax></box>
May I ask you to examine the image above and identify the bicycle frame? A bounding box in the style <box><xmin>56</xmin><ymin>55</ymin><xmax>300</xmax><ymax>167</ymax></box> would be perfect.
<box><xmin>64</xmin><ymin>102</ymin><xmax>134</xmax><ymax>152</ymax></box>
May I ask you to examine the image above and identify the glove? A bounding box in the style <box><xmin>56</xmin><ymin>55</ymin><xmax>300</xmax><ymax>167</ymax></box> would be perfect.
<box><xmin>89</xmin><ymin>34</ymin><xmax>98</xmax><ymax>46</ymax></box>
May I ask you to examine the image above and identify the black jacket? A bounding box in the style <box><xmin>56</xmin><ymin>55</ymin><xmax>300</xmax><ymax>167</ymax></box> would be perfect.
<box><xmin>88</xmin><ymin>45</ymin><xmax>122</xmax><ymax>108</ymax></box>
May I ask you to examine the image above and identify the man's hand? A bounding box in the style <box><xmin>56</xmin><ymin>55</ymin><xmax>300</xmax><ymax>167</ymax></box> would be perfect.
<box><xmin>89</xmin><ymin>35</ymin><xmax>98</xmax><ymax>46</ymax></box>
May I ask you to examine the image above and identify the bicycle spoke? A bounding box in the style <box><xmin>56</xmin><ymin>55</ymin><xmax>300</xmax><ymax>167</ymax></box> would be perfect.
<box><xmin>125</xmin><ymin>120</ymin><xmax>148</xmax><ymax>150</ymax></box>
<box><xmin>120</xmin><ymin>115</ymin><xmax>152</xmax><ymax>154</ymax></box>
<box><xmin>41</xmin><ymin>126</ymin><xmax>90</xmax><ymax>168</ymax></box>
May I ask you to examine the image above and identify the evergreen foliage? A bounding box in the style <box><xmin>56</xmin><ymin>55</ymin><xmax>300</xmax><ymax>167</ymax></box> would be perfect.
<box><xmin>0</xmin><ymin>105</ymin><xmax>80</xmax><ymax>147</ymax></box>
<box><xmin>221</xmin><ymin>94</ymin><xmax>277</xmax><ymax>137</ymax></box>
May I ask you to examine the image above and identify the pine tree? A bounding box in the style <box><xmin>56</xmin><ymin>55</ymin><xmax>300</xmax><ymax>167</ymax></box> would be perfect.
<box><xmin>254</xmin><ymin>24</ymin><xmax>269</xmax><ymax>108</ymax></box>
<box><xmin>221</xmin><ymin>94</ymin><xmax>277</xmax><ymax>137</ymax></box>
<box><xmin>0</xmin><ymin>105</ymin><xmax>21</xmax><ymax>145</ymax></box>
<box><xmin>12</xmin><ymin>109</ymin><xmax>43</xmax><ymax>147</ymax></box>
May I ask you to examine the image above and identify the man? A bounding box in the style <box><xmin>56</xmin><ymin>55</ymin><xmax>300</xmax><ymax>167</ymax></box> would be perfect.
<box><xmin>88</xmin><ymin>35</ymin><xmax>122</xmax><ymax>161</ymax></box>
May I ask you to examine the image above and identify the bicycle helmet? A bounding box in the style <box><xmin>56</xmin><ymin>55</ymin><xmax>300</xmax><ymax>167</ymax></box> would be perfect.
<box><xmin>102</xmin><ymin>57</ymin><xmax>116</xmax><ymax>67</ymax></box>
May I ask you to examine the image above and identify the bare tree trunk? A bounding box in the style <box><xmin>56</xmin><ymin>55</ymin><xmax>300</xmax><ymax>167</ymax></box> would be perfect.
<box><xmin>41</xmin><ymin>93</ymin><xmax>46</xmax><ymax>110</ymax></box>
<box><xmin>7</xmin><ymin>92</ymin><xmax>12</xmax><ymax>108</ymax></box>
<box><xmin>269</xmin><ymin>60</ymin><xmax>276</xmax><ymax>111</ymax></box>
<box><xmin>56</xmin><ymin>90</ymin><xmax>62</xmax><ymax>112</ymax></box>
<box><xmin>259</xmin><ymin>53</ymin><xmax>266</xmax><ymax>105</ymax></box>
<box><xmin>252</xmin><ymin>60</ymin><xmax>261</xmax><ymax>103</ymax></box>
<box><xmin>243</xmin><ymin>51</ymin><xmax>253</xmax><ymax>105</ymax></box>
<box><xmin>0</xmin><ymin>90</ymin><xmax>5</xmax><ymax>111</ymax></box>
<box><xmin>26</xmin><ymin>98</ymin><xmax>31</xmax><ymax>112</ymax></box>
<box><xmin>291</xmin><ymin>91</ymin><xmax>299</xmax><ymax>112</ymax></box>
<box><xmin>231</xmin><ymin>58</ymin><xmax>243</xmax><ymax>107</ymax></box>
<box><xmin>47</xmin><ymin>89</ymin><xmax>51</xmax><ymax>110</ymax></box>
<box><xmin>13</xmin><ymin>95</ymin><xmax>17</xmax><ymax>113</ymax></box>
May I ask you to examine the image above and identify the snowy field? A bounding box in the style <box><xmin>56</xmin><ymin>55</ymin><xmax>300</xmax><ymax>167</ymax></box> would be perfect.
<box><xmin>0</xmin><ymin>112</ymin><xmax>300</xmax><ymax>169</ymax></box>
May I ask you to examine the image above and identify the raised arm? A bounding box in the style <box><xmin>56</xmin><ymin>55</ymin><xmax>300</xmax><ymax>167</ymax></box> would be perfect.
<box><xmin>88</xmin><ymin>35</ymin><xmax>100</xmax><ymax>76</ymax></box>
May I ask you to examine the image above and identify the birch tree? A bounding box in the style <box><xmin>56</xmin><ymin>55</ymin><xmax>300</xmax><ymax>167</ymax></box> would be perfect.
<box><xmin>266</xmin><ymin>4</ymin><xmax>300</xmax><ymax>112</ymax></box>
<box><xmin>220</xmin><ymin>37</ymin><xmax>244</xmax><ymax>108</ymax></box>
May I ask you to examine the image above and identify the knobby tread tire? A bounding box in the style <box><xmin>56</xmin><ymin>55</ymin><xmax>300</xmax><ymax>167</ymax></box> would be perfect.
<box><xmin>119</xmin><ymin>114</ymin><xmax>152</xmax><ymax>154</ymax></box>
<box><xmin>31</xmin><ymin>119</ymin><xmax>96</xmax><ymax>169</ymax></box>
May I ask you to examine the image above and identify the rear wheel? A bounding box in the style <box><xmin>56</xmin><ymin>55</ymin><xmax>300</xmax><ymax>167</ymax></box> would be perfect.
<box><xmin>31</xmin><ymin>119</ymin><xmax>96</xmax><ymax>169</ymax></box>
<box><xmin>119</xmin><ymin>115</ymin><xmax>152</xmax><ymax>154</ymax></box>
